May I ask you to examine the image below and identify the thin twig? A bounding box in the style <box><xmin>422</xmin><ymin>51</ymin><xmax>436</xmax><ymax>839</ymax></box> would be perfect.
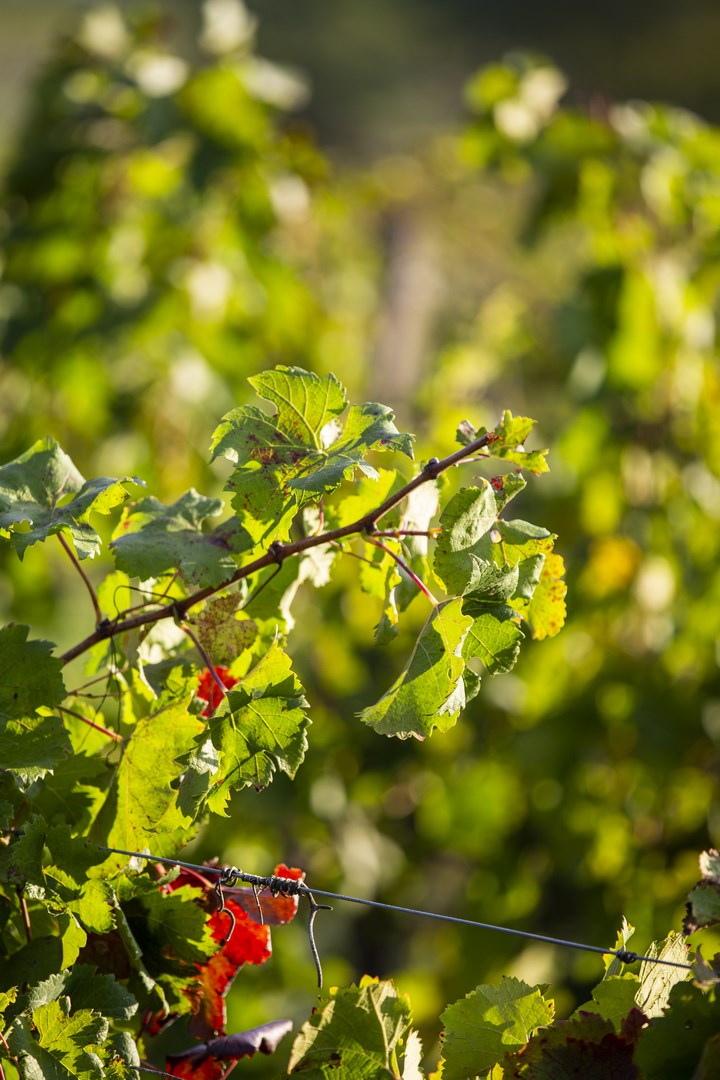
<box><xmin>57</xmin><ymin>532</ymin><xmax>103</xmax><ymax>625</ymax></box>
<box><xmin>365</xmin><ymin>536</ymin><xmax>438</xmax><ymax>605</ymax></box>
<box><xmin>58</xmin><ymin>704</ymin><xmax>123</xmax><ymax>743</ymax></box>
<box><xmin>67</xmin><ymin>670</ymin><xmax>124</xmax><ymax>694</ymax></box>
<box><xmin>17</xmin><ymin>888</ymin><xmax>32</xmax><ymax>942</ymax></box>
<box><xmin>0</xmin><ymin>1031</ymin><xmax>17</xmax><ymax>1080</ymax></box>
<box><xmin>59</xmin><ymin>432</ymin><xmax>493</xmax><ymax>665</ymax></box>
<box><xmin>373</xmin><ymin>528</ymin><xmax>440</xmax><ymax>538</ymax></box>
<box><xmin>180</xmin><ymin>624</ymin><xmax>226</xmax><ymax>704</ymax></box>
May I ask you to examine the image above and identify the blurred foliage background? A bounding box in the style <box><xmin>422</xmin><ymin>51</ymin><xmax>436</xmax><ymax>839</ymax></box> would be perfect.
<box><xmin>2</xmin><ymin>0</ymin><xmax>720</xmax><ymax>1072</ymax></box>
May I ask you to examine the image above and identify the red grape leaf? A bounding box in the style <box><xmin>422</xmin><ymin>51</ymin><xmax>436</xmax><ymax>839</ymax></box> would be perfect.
<box><xmin>507</xmin><ymin>1011</ymin><xmax>643</xmax><ymax>1078</ymax></box>
<box><xmin>157</xmin><ymin>862</ymin><xmax>303</xmax><ymax>1039</ymax></box>
<box><xmin>167</xmin><ymin>1019</ymin><xmax>294</xmax><ymax>1078</ymax></box>
<box><xmin>225</xmin><ymin>863</ymin><xmax>304</xmax><ymax>926</ymax></box>
<box><xmin>196</xmin><ymin>666</ymin><xmax>239</xmax><ymax>718</ymax></box>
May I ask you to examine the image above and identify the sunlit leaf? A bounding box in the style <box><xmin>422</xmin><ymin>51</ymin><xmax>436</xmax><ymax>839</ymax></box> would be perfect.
<box><xmin>180</xmin><ymin>644</ymin><xmax>309</xmax><ymax>816</ymax></box>
<box><xmin>359</xmin><ymin>598</ymin><xmax>472</xmax><ymax>739</ymax></box>
<box><xmin>440</xmin><ymin>977</ymin><xmax>555</xmax><ymax>1080</ymax></box>
<box><xmin>211</xmin><ymin>367</ymin><xmax>412</xmax><ymax>543</ymax></box>
<box><xmin>288</xmin><ymin>976</ymin><xmax>413</xmax><ymax>1077</ymax></box>
<box><xmin>0</xmin><ymin>436</ymin><xmax>138</xmax><ymax>559</ymax></box>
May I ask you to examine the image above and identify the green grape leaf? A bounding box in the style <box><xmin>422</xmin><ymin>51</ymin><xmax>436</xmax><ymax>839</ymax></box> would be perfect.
<box><xmin>288</xmin><ymin>402</ymin><xmax>415</xmax><ymax>492</ymax></box>
<box><xmin>684</xmin><ymin>849</ymin><xmax>720</xmax><ymax>933</ymax></box>
<box><xmin>440</xmin><ymin>976</ymin><xmax>555</xmax><ymax>1080</ymax></box>
<box><xmin>1</xmin><ymin>814</ymin><xmax>47</xmax><ymax>887</ymax></box>
<box><xmin>0</xmin><ymin>436</ymin><xmax>139</xmax><ymax>560</ymax></box>
<box><xmin>180</xmin><ymin>643</ymin><xmax>309</xmax><ymax>816</ymax></box>
<box><xmin>459</xmin><ymin>412</ymin><xmax>549</xmax><ymax>474</ymax></box>
<box><xmin>110</xmin><ymin>490</ymin><xmax>252</xmax><ymax>588</ymax></box>
<box><xmin>357</xmin><ymin>542</ymin><xmax>402</xmax><ymax>644</ymax></box>
<box><xmin>0</xmin><ymin>625</ymin><xmax>66</xmax><ymax>719</ymax></box>
<box><xmin>635</xmin><ymin>983</ymin><xmax>720</xmax><ymax>1080</ymax></box>
<box><xmin>0</xmin><ymin>713</ymin><xmax>71</xmax><ymax>783</ymax></box>
<box><xmin>491</xmin><ymin>411</ymin><xmax>550</xmax><ymax>474</ymax></box>
<box><xmin>8</xmin><ymin>1000</ymin><xmax>108</xmax><ymax>1080</ymax></box>
<box><xmin>24</xmin><ymin>966</ymin><xmax>137</xmax><ymax>1022</ymax></box>
<box><xmin>434</xmin><ymin>484</ymin><xmax>499</xmax><ymax>594</ymax></box>
<box><xmin>462</xmin><ymin>601</ymin><xmax>525</xmax><ymax>674</ymax></box>
<box><xmin>122</xmin><ymin>879</ymin><xmax>215</xmax><ymax>965</ymax></box>
<box><xmin>635</xmin><ymin>931</ymin><xmax>690</xmax><ymax>1018</ymax></box>
<box><xmin>326</xmin><ymin>468</ymin><xmax>399</xmax><ymax>528</ymax></box>
<box><xmin>604</xmin><ymin>917</ymin><xmax>636</xmax><ymax>977</ymax></box>
<box><xmin>491</xmin><ymin>472</ymin><xmax>527</xmax><ymax>512</ymax></box>
<box><xmin>211</xmin><ymin>367</ymin><xmax>412</xmax><ymax>543</ymax></box>
<box><xmin>90</xmin><ymin>696</ymin><xmax>202</xmax><ymax>867</ymax></box>
<box><xmin>574</xmin><ymin>975</ymin><xmax>640</xmax><ymax>1031</ymax></box>
<box><xmin>44</xmin><ymin>826</ymin><xmax>108</xmax><ymax>890</ymax></box>
<box><xmin>68</xmin><ymin>880</ymin><xmax>116</xmax><ymax>935</ymax></box>
<box><xmin>288</xmin><ymin>976</ymin><xmax>414</xmax><ymax>1077</ymax></box>
<box><xmin>359</xmin><ymin>598</ymin><xmax>473</xmax><ymax>739</ymax></box>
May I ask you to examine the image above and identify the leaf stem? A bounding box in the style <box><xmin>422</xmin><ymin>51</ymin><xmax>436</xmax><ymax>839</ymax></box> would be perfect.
<box><xmin>365</xmin><ymin>537</ymin><xmax>438</xmax><ymax>605</ymax></box>
<box><xmin>60</xmin><ymin>431</ymin><xmax>493</xmax><ymax>665</ymax></box>
<box><xmin>180</xmin><ymin>624</ymin><xmax>227</xmax><ymax>705</ymax></box>
<box><xmin>58</xmin><ymin>704</ymin><xmax>123</xmax><ymax>743</ymax></box>
<box><xmin>0</xmin><ymin>1031</ymin><xmax>17</xmax><ymax>1080</ymax></box>
<box><xmin>57</xmin><ymin>532</ymin><xmax>103</xmax><ymax>625</ymax></box>
<box><xmin>17</xmin><ymin>887</ymin><xmax>32</xmax><ymax>942</ymax></box>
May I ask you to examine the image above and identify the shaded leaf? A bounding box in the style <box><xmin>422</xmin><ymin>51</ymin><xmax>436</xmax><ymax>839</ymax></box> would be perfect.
<box><xmin>359</xmin><ymin>599</ymin><xmax>472</xmax><ymax>739</ymax></box>
<box><xmin>0</xmin><ymin>713</ymin><xmax>71</xmax><ymax>783</ymax></box>
<box><xmin>0</xmin><ymin>436</ymin><xmax>138</xmax><ymax>560</ymax></box>
<box><xmin>24</xmin><ymin>965</ymin><xmax>137</xmax><ymax>1022</ymax></box>
<box><xmin>0</xmin><ymin>625</ymin><xmax>66</xmax><ymax>719</ymax></box>
<box><xmin>509</xmin><ymin>1010</ymin><xmax>641</xmax><ymax>1078</ymax></box>
<box><xmin>434</xmin><ymin>484</ymin><xmax>499</xmax><ymax>597</ymax></box>
<box><xmin>111</xmin><ymin>490</ymin><xmax>252</xmax><ymax>588</ymax></box>
<box><xmin>462</xmin><ymin>601</ymin><xmax>525</xmax><ymax>674</ymax></box>
<box><xmin>634</xmin><ymin>983</ymin><xmax>720</xmax><ymax>1080</ymax></box>
<box><xmin>684</xmin><ymin>849</ymin><xmax>720</xmax><ymax>933</ymax></box>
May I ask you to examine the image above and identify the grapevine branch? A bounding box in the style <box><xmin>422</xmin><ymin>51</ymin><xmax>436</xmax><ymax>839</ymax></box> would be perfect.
<box><xmin>60</xmin><ymin>433</ymin><xmax>493</xmax><ymax>665</ymax></box>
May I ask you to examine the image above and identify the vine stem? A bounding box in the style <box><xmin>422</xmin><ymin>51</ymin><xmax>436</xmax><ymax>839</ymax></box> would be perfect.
<box><xmin>60</xmin><ymin>432</ymin><xmax>493</xmax><ymax>665</ymax></box>
<box><xmin>365</xmin><ymin>536</ymin><xmax>438</xmax><ymax>605</ymax></box>
<box><xmin>58</xmin><ymin>705</ymin><xmax>123</xmax><ymax>743</ymax></box>
<box><xmin>57</xmin><ymin>533</ymin><xmax>103</xmax><ymax>625</ymax></box>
